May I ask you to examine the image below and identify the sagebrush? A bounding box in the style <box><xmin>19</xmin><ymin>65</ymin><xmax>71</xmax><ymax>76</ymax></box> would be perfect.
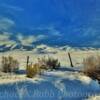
<box><xmin>83</xmin><ymin>55</ymin><xmax>100</xmax><ymax>81</ymax></box>
<box><xmin>1</xmin><ymin>56</ymin><xmax>19</xmax><ymax>73</ymax></box>
<box><xmin>37</xmin><ymin>56</ymin><xmax>61</xmax><ymax>70</ymax></box>
<box><xmin>26</xmin><ymin>56</ymin><xmax>60</xmax><ymax>78</ymax></box>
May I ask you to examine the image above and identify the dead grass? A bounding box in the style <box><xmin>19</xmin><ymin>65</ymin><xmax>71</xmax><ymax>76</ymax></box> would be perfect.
<box><xmin>26</xmin><ymin>56</ymin><xmax>61</xmax><ymax>78</ymax></box>
<box><xmin>83</xmin><ymin>55</ymin><xmax>100</xmax><ymax>81</ymax></box>
<box><xmin>37</xmin><ymin>56</ymin><xmax>61</xmax><ymax>70</ymax></box>
<box><xmin>26</xmin><ymin>63</ymin><xmax>41</xmax><ymax>78</ymax></box>
<box><xmin>1</xmin><ymin>56</ymin><xmax>19</xmax><ymax>73</ymax></box>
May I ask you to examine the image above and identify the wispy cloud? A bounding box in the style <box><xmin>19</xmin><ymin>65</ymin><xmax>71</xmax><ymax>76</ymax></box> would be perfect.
<box><xmin>49</xmin><ymin>28</ymin><xmax>62</xmax><ymax>36</ymax></box>
<box><xmin>0</xmin><ymin>17</ymin><xmax>15</xmax><ymax>30</ymax></box>
<box><xmin>1</xmin><ymin>3</ymin><xmax>24</xmax><ymax>12</ymax></box>
<box><xmin>82</xmin><ymin>27</ymin><xmax>98</xmax><ymax>37</ymax></box>
<box><xmin>17</xmin><ymin>34</ymin><xmax>47</xmax><ymax>46</ymax></box>
<box><xmin>0</xmin><ymin>33</ymin><xmax>10</xmax><ymax>41</ymax></box>
<box><xmin>31</xmin><ymin>26</ymin><xmax>62</xmax><ymax>36</ymax></box>
<box><xmin>0</xmin><ymin>32</ymin><xmax>16</xmax><ymax>47</ymax></box>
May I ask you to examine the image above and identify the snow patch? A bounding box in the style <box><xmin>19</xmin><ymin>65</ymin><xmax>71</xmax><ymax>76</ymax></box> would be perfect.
<box><xmin>87</xmin><ymin>95</ymin><xmax>100</xmax><ymax>100</ymax></box>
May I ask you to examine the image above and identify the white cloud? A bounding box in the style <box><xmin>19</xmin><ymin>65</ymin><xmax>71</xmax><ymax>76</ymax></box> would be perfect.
<box><xmin>0</xmin><ymin>34</ymin><xmax>9</xmax><ymax>41</ymax></box>
<box><xmin>83</xmin><ymin>27</ymin><xmax>98</xmax><ymax>37</ymax></box>
<box><xmin>17</xmin><ymin>34</ymin><xmax>47</xmax><ymax>46</ymax></box>
<box><xmin>0</xmin><ymin>17</ymin><xmax>15</xmax><ymax>30</ymax></box>
<box><xmin>49</xmin><ymin>28</ymin><xmax>62</xmax><ymax>36</ymax></box>
<box><xmin>90</xmin><ymin>41</ymin><xmax>100</xmax><ymax>46</ymax></box>
<box><xmin>1</xmin><ymin>3</ymin><xmax>24</xmax><ymax>12</ymax></box>
<box><xmin>0</xmin><ymin>32</ymin><xmax>16</xmax><ymax>47</ymax></box>
<box><xmin>31</xmin><ymin>26</ymin><xmax>62</xmax><ymax>36</ymax></box>
<box><xmin>31</xmin><ymin>26</ymin><xmax>53</xmax><ymax>30</ymax></box>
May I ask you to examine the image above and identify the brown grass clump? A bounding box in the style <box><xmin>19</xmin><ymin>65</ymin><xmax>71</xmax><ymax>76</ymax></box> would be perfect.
<box><xmin>26</xmin><ymin>56</ymin><xmax>60</xmax><ymax>78</ymax></box>
<box><xmin>37</xmin><ymin>56</ymin><xmax>61</xmax><ymax>70</ymax></box>
<box><xmin>26</xmin><ymin>63</ymin><xmax>41</xmax><ymax>78</ymax></box>
<box><xmin>1</xmin><ymin>56</ymin><xmax>19</xmax><ymax>73</ymax></box>
<box><xmin>83</xmin><ymin>55</ymin><xmax>100</xmax><ymax>81</ymax></box>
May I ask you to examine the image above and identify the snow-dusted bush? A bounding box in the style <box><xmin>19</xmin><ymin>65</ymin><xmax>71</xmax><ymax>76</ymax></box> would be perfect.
<box><xmin>26</xmin><ymin>63</ymin><xmax>41</xmax><ymax>78</ymax></box>
<box><xmin>83</xmin><ymin>56</ymin><xmax>100</xmax><ymax>81</ymax></box>
<box><xmin>1</xmin><ymin>56</ymin><xmax>19</xmax><ymax>73</ymax></box>
<box><xmin>37</xmin><ymin>57</ymin><xmax>61</xmax><ymax>70</ymax></box>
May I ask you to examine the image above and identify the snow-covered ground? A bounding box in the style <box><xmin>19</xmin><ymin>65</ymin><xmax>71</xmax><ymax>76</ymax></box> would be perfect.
<box><xmin>0</xmin><ymin>48</ymin><xmax>100</xmax><ymax>69</ymax></box>
<box><xmin>0</xmin><ymin>49</ymin><xmax>100</xmax><ymax>100</ymax></box>
<box><xmin>0</xmin><ymin>69</ymin><xmax>99</xmax><ymax>100</ymax></box>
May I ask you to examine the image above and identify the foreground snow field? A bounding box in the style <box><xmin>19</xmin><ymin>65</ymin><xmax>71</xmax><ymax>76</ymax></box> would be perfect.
<box><xmin>0</xmin><ymin>49</ymin><xmax>100</xmax><ymax>100</ymax></box>
<box><xmin>0</xmin><ymin>69</ymin><xmax>100</xmax><ymax>100</ymax></box>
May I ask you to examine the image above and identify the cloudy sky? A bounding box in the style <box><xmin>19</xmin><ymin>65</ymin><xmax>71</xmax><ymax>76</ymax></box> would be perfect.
<box><xmin>0</xmin><ymin>0</ymin><xmax>100</xmax><ymax>47</ymax></box>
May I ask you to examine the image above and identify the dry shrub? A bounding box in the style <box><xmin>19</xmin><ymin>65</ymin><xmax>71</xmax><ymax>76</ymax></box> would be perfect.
<box><xmin>1</xmin><ymin>56</ymin><xmax>19</xmax><ymax>73</ymax></box>
<box><xmin>26</xmin><ymin>63</ymin><xmax>41</xmax><ymax>78</ymax></box>
<box><xmin>26</xmin><ymin>56</ymin><xmax>60</xmax><ymax>78</ymax></box>
<box><xmin>37</xmin><ymin>56</ymin><xmax>61</xmax><ymax>70</ymax></box>
<box><xmin>83</xmin><ymin>55</ymin><xmax>100</xmax><ymax>80</ymax></box>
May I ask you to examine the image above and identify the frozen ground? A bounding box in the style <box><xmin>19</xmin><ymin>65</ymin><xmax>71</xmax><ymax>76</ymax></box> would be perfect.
<box><xmin>0</xmin><ymin>49</ymin><xmax>100</xmax><ymax>100</ymax></box>
<box><xmin>0</xmin><ymin>69</ymin><xmax>100</xmax><ymax>100</ymax></box>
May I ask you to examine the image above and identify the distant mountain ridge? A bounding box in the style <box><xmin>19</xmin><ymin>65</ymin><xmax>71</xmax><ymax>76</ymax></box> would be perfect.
<box><xmin>0</xmin><ymin>40</ymin><xmax>99</xmax><ymax>52</ymax></box>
